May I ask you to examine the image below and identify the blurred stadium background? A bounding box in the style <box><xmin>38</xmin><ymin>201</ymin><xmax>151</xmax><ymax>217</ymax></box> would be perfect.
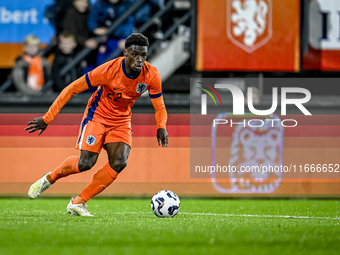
<box><xmin>0</xmin><ymin>0</ymin><xmax>339</xmax><ymax>198</ymax></box>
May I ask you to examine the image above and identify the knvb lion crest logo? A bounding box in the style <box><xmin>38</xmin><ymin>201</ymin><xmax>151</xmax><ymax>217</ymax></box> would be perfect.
<box><xmin>136</xmin><ymin>83</ymin><xmax>147</xmax><ymax>94</ymax></box>
<box><xmin>86</xmin><ymin>135</ymin><xmax>96</xmax><ymax>146</ymax></box>
<box><xmin>227</xmin><ymin>0</ymin><xmax>272</xmax><ymax>53</ymax></box>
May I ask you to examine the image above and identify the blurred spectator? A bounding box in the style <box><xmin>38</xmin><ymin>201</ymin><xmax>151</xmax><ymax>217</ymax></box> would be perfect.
<box><xmin>134</xmin><ymin>0</ymin><xmax>164</xmax><ymax>44</ymax></box>
<box><xmin>63</xmin><ymin>0</ymin><xmax>98</xmax><ymax>70</ymax></box>
<box><xmin>45</xmin><ymin>0</ymin><xmax>74</xmax><ymax>36</ymax></box>
<box><xmin>87</xmin><ymin>0</ymin><xmax>135</xmax><ymax>65</ymax></box>
<box><xmin>12</xmin><ymin>35</ymin><xmax>51</xmax><ymax>96</ymax></box>
<box><xmin>135</xmin><ymin>0</ymin><xmax>164</xmax><ymax>24</ymax></box>
<box><xmin>62</xmin><ymin>0</ymin><xmax>97</xmax><ymax>50</ymax></box>
<box><xmin>52</xmin><ymin>32</ymin><xmax>84</xmax><ymax>91</ymax></box>
<box><xmin>53</xmin><ymin>0</ymin><xmax>74</xmax><ymax>35</ymax></box>
<box><xmin>159</xmin><ymin>0</ymin><xmax>175</xmax><ymax>33</ymax></box>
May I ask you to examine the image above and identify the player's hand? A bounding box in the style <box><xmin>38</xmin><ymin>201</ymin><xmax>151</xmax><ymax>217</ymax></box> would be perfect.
<box><xmin>157</xmin><ymin>128</ymin><xmax>168</xmax><ymax>147</ymax></box>
<box><xmin>25</xmin><ymin>117</ymin><xmax>48</xmax><ymax>136</ymax></box>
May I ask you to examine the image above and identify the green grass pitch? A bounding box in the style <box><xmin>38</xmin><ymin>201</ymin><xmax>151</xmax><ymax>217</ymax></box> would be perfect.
<box><xmin>0</xmin><ymin>198</ymin><xmax>339</xmax><ymax>255</ymax></box>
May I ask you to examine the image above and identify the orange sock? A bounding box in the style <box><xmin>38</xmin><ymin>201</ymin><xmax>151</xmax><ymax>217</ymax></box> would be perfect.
<box><xmin>79</xmin><ymin>163</ymin><xmax>118</xmax><ymax>202</ymax></box>
<box><xmin>49</xmin><ymin>156</ymin><xmax>80</xmax><ymax>183</ymax></box>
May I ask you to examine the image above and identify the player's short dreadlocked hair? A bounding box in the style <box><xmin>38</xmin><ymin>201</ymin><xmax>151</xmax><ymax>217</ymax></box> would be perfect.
<box><xmin>125</xmin><ymin>33</ymin><xmax>149</xmax><ymax>49</ymax></box>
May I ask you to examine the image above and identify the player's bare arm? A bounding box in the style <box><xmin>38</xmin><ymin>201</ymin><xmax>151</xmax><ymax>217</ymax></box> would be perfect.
<box><xmin>157</xmin><ymin>128</ymin><xmax>168</xmax><ymax>147</ymax></box>
<box><xmin>25</xmin><ymin>116</ymin><xmax>48</xmax><ymax>135</ymax></box>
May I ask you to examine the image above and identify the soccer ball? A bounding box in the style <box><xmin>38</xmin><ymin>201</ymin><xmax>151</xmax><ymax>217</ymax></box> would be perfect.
<box><xmin>151</xmin><ymin>190</ymin><xmax>180</xmax><ymax>218</ymax></box>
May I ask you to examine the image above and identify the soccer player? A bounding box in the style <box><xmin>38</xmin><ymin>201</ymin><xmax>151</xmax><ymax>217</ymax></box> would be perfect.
<box><xmin>25</xmin><ymin>33</ymin><xmax>168</xmax><ymax>216</ymax></box>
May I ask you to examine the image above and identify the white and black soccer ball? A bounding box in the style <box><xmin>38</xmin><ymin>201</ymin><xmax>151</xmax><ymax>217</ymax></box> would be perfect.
<box><xmin>151</xmin><ymin>190</ymin><xmax>180</xmax><ymax>218</ymax></box>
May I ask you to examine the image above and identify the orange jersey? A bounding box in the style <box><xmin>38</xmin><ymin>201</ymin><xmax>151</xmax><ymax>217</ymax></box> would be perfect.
<box><xmin>83</xmin><ymin>57</ymin><xmax>163</xmax><ymax>126</ymax></box>
<box><xmin>43</xmin><ymin>57</ymin><xmax>167</xmax><ymax>128</ymax></box>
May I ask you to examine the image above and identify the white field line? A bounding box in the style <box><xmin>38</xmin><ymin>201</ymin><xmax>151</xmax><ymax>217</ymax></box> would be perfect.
<box><xmin>180</xmin><ymin>212</ymin><xmax>340</xmax><ymax>221</ymax></box>
<box><xmin>113</xmin><ymin>211</ymin><xmax>340</xmax><ymax>220</ymax></box>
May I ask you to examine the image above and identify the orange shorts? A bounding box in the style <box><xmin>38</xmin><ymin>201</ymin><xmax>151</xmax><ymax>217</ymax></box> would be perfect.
<box><xmin>76</xmin><ymin>120</ymin><xmax>132</xmax><ymax>153</ymax></box>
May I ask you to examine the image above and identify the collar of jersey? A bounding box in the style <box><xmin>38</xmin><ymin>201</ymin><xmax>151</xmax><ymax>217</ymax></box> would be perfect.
<box><xmin>122</xmin><ymin>58</ymin><xmax>140</xmax><ymax>79</ymax></box>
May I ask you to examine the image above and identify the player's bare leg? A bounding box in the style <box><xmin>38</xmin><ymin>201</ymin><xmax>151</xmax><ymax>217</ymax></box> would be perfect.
<box><xmin>105</xmin><ymin>142</ymin><xmax>131</xmax><ymax>173</ymax></box>
<box><xmin>69</xmin><ymin>143</ymin><xmax>130</xmax><ymax>216</ymax></box>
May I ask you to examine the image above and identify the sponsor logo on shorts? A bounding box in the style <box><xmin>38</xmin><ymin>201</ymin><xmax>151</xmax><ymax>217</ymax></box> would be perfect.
<box><xmin>86</xmin><ymin>135</ymin><xmax>96</xmax><ymax>146</ymax></box>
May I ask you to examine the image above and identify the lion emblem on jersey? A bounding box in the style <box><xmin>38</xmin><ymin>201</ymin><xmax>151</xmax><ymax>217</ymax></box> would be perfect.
<box><xmin>227</xmin><ymin>0</ymin><xmax>272</xmax><ymax>53</ymax></box>
<box><xmin>136</xmin><ymin>83</ymin><xmax>147</xmax><ymax>94</ymax></box>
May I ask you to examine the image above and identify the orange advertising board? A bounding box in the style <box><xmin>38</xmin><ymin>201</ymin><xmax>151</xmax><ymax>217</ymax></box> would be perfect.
<box><xmin>0</xmin><ymin>43</ymin><xmax>50</xmax><ymax>68</ymax></box>
<box><xmin>196</xmin><ymin>0</ymin><xmax>300</xmax><ymax>71</ymax></box>
<box><xmin>0</xmin><ymin>114</ymin><xmax>339</xmax><ymax>197</ymax></box>
<box><xmin>0</xmin><ymin>44</ymin><xmax>23</xmax><ymax>68</ymax></box>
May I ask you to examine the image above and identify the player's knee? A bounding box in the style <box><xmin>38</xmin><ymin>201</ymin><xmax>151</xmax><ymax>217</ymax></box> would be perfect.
<box><xmin>78</xmin><ymin>159</ymin><xmax>95</xmax><ymax>172</ymax></box>
<box><xmin>110</xmin><ymin>160</ymin><xmax>127</xmax><ymax>173</ymax></box>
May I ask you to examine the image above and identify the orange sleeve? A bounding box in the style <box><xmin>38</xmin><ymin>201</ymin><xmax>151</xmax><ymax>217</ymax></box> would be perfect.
<box><xmin>148</xmin><ymin>69</ymin><xmax>162</xmax><ymax>95</ymax></box>
<box><xmin>151</xmin><ymin>95</ymin><xmax>167</xmax><ymax>129</ymax></box>
<box><xmin>43</xmin><ymin>76</ymin><xmax>90</xmax><ymax>124</ymax></box>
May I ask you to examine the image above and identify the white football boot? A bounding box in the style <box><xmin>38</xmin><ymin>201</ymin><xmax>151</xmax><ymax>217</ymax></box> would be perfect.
<box><xmin>66</xmin><ymin>198</ymin><xmax>94</xmax><ymax>217</ymax></box>
<box><xmin>28</xmin><ymin>172</ymin><xmax>52</xmax><ymax>199</ymax></box>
